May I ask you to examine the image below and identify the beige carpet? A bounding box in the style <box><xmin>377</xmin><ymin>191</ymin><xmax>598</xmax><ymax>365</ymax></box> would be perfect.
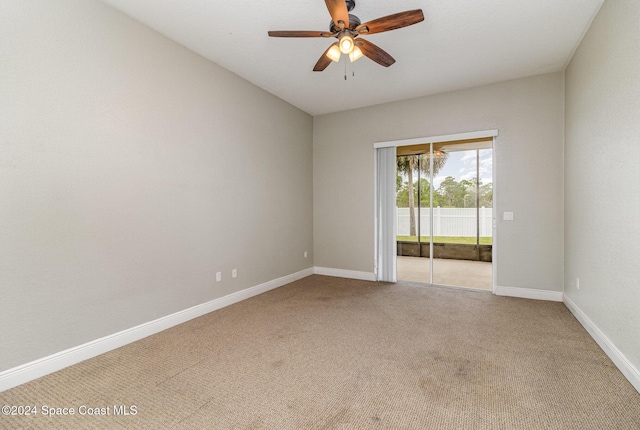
<box><xmin>1</xmin><ymin>275</ymin><xmax>639</xmax><ymax>429</ymax></box>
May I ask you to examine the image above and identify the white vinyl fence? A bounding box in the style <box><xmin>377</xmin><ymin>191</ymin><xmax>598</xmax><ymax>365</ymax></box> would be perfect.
<box><xmin>397</xmin><ymin>207</ymin><xmax>493</xmax><ymax>237</ymax></box>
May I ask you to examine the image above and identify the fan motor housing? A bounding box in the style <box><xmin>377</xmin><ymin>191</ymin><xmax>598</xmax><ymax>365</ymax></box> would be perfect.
<box><xmin>330</xmin><ymin>13</ymin><xmax>361</xmax><ymax>32</ymax></box>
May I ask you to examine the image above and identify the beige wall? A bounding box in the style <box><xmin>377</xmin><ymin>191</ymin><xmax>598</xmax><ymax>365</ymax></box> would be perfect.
<box><xmin>313</xmin><ymin>73</ymin><xmax>565</xmax><ymax>291</ymax></box>
<box><xmin>565</xmin><ymin>0</ymin><xmax>640</xmax><ymax>371</ymax></box>
<box><xmin>0</xmin><ymin>0</ymin><xmax>313</xmax><ymax>371</ymax></box>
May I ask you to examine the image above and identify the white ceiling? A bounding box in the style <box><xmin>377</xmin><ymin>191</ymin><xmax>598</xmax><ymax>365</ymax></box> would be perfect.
<box><xmin>100</xmin><ymin>0</ymin><xmax>603</xmax><ymax>116</ymax></box>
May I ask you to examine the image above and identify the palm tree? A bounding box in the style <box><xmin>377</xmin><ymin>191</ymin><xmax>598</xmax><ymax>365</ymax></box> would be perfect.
<box><xmin>397</xmin><ymin>151</ymin><xmax>448</xmax><ymax>238</ymax></box>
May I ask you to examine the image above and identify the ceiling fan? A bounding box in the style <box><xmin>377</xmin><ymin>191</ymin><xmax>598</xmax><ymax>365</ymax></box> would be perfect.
<box><xmin>268</xmin><ymin>0</ymin><xmax>424</xmax><ymax>71</ymax></box>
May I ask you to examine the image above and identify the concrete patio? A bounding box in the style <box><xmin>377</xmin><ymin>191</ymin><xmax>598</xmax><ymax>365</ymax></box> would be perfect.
<box><xmin>396</xmin><ymin>256</ymin><xmax>493</xmax><ymax>291</ymax></box>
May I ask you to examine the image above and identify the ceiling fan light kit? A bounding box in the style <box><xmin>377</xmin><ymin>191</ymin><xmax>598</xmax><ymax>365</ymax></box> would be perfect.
<box><xmin>349</xmin><ymin>46</ymin><xmax>363</xmax><ymax>63</ymax></box>
<box><xmin>326</xmin><ymin>44</ymin><xmax>342</xmax><ymax>62</ymax></box>
<box><xmin>268</xmin><ymin>0</ymin><xmax>424</xmax><ymax>72</ymax></box>
<box><xmin>339</xmin><ymin>34</ymin><xmax>355</xmax><ymax>54</ymax></box>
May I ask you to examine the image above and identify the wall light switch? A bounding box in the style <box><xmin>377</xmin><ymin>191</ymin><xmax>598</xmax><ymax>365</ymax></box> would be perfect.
<box><xmin>216</xmin><ymin>272</ymin><xmax>222</xmax><ymax>282</ymax></box>
<box><xmin>232</xmin><ymin>269</ymin><xmax>237</xmax><ymax>278</ymax></box>
<box><xmin>503</xmin><ymin>212</ymin><xmax>514</xmax><ymax>221</ymax></box>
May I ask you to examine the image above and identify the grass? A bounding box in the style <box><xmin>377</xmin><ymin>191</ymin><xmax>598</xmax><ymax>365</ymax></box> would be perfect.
<box><xmin>397</xmin><ymin>236</ymin><xmax>493</xmax><ymax>245</ymax></box>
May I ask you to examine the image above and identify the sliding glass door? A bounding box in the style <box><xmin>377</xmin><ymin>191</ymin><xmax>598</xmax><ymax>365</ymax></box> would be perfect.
<box><xmin>396</xmin><ymin>140</ymin><xmax>493</xmax><ymax>290</ymax></box>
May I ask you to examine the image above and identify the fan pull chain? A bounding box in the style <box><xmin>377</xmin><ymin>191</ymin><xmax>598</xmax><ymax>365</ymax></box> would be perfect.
<box><xmin>343</xmin><ymin>60</ymin><xmax>356</xmax><ymax>81</ymax></box>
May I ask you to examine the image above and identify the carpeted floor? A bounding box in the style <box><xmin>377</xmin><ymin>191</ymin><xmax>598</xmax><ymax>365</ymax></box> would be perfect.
<box><xmin>1</xmin><ymin>275</ymin><xmax>639</xmax><ymax>429</ymax></box>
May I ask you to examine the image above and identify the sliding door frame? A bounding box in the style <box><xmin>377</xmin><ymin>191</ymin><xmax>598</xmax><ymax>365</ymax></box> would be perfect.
<box><xmin>373</xmin><ymin>129</ymin><xmax>499</xmax><ymax>291</ymax></box>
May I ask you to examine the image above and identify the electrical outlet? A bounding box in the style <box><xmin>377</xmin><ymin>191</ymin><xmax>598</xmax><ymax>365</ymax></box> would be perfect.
<box><xmin>216</xmin><ymin>272</ymin><xmax>221</xmax><ymax>282</ymax></box>
<box><xmin>576</xmin><ymin>278</ymin><xmax>580</xmax><ymax>290</ymax></box>
<box><xmin>232</xmin><ymin>269</ymin><xmax>237</xmax><ymax>278</ymax></box>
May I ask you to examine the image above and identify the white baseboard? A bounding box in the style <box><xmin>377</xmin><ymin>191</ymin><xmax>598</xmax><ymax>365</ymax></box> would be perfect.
<box><xmin>494</xmin><ymin>285</ymin><xmax>563</xmax><ymax>302</ymax></box>
<box><xmin>563</xmin><ymin>294</ymin><xmax>640</xmax><ymax>394</ymax></box>
<box><xmin>313</xmin><ymin>266</ymin><xmax>376</xmax><ymax>281</ymax></box>
<box><xmin>0</xmin><ymin>268</ymin><xmax>314</xmax><ymax>393</ymax></box>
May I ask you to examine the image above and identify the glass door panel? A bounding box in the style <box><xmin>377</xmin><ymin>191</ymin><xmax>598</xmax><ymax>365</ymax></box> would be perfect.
<box><xmin>431</xmin><ymin>144</ymin><xmax>492</xmax><ymax>289</ymax></box>
<box><xmin>396</xmin><ymin>149</ymin><xmax>429</xmax><ymax>283</ymax></box>
<box><xmin>396</xmin><ymin>140</ymin><xmax>493</xmax><ymax>290</ymax></box>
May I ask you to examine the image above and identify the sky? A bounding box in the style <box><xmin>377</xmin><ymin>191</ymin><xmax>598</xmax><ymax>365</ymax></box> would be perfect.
<box><xmin>431</xmin><ymin>149</ymin><xmax>492</xmax><ymax>189</ymax></box>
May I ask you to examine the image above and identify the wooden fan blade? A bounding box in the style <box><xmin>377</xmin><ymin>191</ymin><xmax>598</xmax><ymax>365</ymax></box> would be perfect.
<box><xmin>268</xmin><ymin>30</ymin><xmax>332</xmax><ymax>38</ymax></box>
<box><xmin>325</xmin><ymin>0</ymin><xmax>349</xmax><ymax>29</ymax></box>
<box><xmin>313</xmin><ymin>43</ymin><xmax>338</xmax><ymax>71</ymax></box>
<box><xmin>357</xmin><ymin>39</ymin><xmax>395</xmax><ymax>67</ymax></box>
<box><xmin>356</xmin><ymin>9</ymin><xmax>424</xmax><ymax>35</ymax></box>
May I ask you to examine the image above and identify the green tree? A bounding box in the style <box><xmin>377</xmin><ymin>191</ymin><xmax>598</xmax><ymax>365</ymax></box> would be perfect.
<box><xmin>397</xmin><ymin>178</ymin><xmax>439</xmax><ymax>208</ymax></box>
<box><xmin>437</xmin><ymin>176</ymin><xmax>463</xmax><ymax>207</ymax></box>
<box><xmin>397</xmin><ymin>152</ymin><xmax>448</xmax><ymax>236</ymax></box>
<box><xmin>396</xmin><ymin>175</ymin><xmax>403</xmax><ymax>193</ymax></box>
<box><xmin>396</xmin><ymin>179</ymin><xmax>410</xmax><ymax>207</ymax></box>
<box><xmin>416</xmin><ymin>178</ymin><xmax>443</xmax><ymax>207</ymax></box>
<box><xmin>460</xmin><ymin>179</ymin><xmax>476</xmax><ymax>208</ymax></box>
<box><xmin>436</xmin><ymin>177</ymin><xmax>493</xmax><ymax>208</ymax></box>
<box><xmin>479</xmin><ymin>182</ymin><xmax>493</xmax><ymax>207</ymax></box>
